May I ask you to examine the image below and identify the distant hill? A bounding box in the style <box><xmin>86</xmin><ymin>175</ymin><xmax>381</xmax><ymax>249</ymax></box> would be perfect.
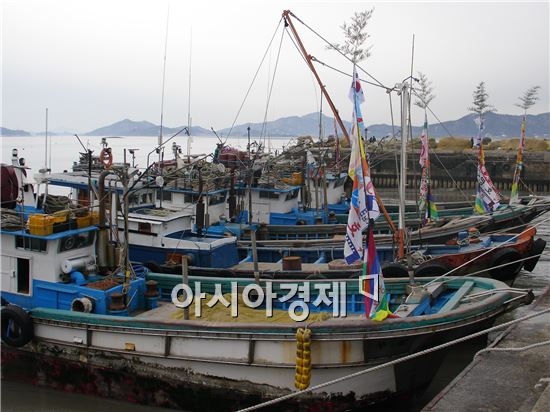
<box><xmin>221</xmin><ymin>111</ymin><xmax>549</xmax><ymax>139</ymax></box>
<box><xmin>84</xmin><ymin>119</ymin><xmax>210</xmax><ymax>137</ymax></box>
<box><xmin>1</xmin><ymin>127</ymin><xmax>31</xmax><ymax>137</ymax></box>
<box><xmin>425</xmin><ymin>112</ymin><xmax>550</xmax><ymax>138</ymax></box>
<box><xmin>7</xmin><ymin>111</ymin><xmax>548</xmax><ymax>139</ymax></box>
<box><xmin>218</xmin><ymin>113</ymin><xmax>352</xmax><ymax>138</ymax></box>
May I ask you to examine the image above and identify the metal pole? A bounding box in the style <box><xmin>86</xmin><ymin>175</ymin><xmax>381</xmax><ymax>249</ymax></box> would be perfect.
<box><xmin>251</xmin><ymin>229</ymin><xmax>260</xmax><ymax>284</ymax></box>
<box><xmin>182</xmin><ymin>256</ymin><xmax>189</xmax><ymax>320</ymax></box>
<box><xmin>247</xmin><ymin>126</ymin><xmax>253</xmax><ymax>223</ymax></box>
<box><xmin>398</xmin><ymin>83</ymin><xmax>410</xmax><ymax>258</ymax></box>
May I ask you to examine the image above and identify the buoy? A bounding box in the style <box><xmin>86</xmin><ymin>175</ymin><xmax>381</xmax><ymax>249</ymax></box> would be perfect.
<box><xmin>295</xmin><ymin>327</ymin><xmax>312</xmax><ymax>390</ymax></box>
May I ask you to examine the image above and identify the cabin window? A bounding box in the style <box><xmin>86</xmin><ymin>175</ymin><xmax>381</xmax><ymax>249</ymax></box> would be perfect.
<box><xmin>15</xmin><ymin>236</ymin><xmax>47</xmax><ymax>252</ymax></box>
<box><xmin>141</xmin><ymin>194</ymin><xmax>148</xmax><ymax>204</ymax></box>
<box><xmin>16</xmin><ymin>258</ymin><xmax>30</xmax><ymax>294</ymax></box>
<box><xmin>184</xmin><ymin>194</ymin><xmax>200</xmax><ymax>203</ymax></box>
<box><xmin>156</xmin><ymin>191</ymin><xmax>172</xmax><ymax>201</ymax></box>
<box><xmin>259</xmin><ymin>191</ymin><xmax>280</xmax><ymax>200</ymax></box>
<box><xmin>208</xmin><ymin>192</ymin><xmax>227</xmax><ymax>205</ymax></box>
<box><xmin>138</xmin><ymin>222</ymin><xmax>152</xmax><ymax>233</ymax></box>
<box><xmin>58</xmin><ymin>231</ymin><xmax>95</xmax><ymax>252</ymax></box>
<box><xmin>285</xmin><ymin>189</ymin><xmax>299</xmax><ymax>201</ymax></box>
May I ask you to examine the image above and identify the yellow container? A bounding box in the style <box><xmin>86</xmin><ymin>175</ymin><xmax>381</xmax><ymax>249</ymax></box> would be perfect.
<box><xmin>28</xmin><ymin>214</ymin><xmax>48</xmax><ymax>225</ymax></box>
<box><xmin>29</xmin><ymin>224</ymin><xmax>53</xmax><ymax>236</ymax></box>
<box><xmin>282</xmin><ymin>172</ymin><xmax>304</xmax><ymax>186</ymax></box>
<box><xmin>51</xmin><ymin>210</ymin><xmax>69</xmax><ymax>223</ymax></box>
<box><xmin>77</xmin><ymin>215</ymin><xmax>91</xmax><ymax>228</ymax></box>
<box><xmin>52</xmin><ymin>215</ymin><xmax>67</xmax><ymax>224</ymax></box>
<box><xmin>28</xmin><ymin>214</ymin><xmax>54</xmax><ymax>236</ymax></box>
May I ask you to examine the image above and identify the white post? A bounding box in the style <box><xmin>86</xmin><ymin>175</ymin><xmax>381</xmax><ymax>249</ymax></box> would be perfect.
<box><xmin>398</xmin><ymin>83</ymin><xmax>410</xmax><ymax>257</ymax></box>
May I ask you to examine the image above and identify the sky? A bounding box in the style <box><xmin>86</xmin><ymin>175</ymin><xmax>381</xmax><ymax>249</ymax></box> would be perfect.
<box><xmin>1</xmin><ymin>0</ymin><xmax>549</xmax><ymax>133</ymax></box>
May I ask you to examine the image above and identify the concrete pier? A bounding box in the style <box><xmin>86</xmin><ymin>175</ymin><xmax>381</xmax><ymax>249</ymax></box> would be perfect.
<box><xmin>424</xmin><ymin>287</ymin><xmax>550</xmax><ymax>412</ymax></box>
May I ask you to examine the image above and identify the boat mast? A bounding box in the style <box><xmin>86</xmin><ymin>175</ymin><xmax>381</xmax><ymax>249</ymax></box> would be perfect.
<box><xmin>397</xmin><ymin>82</ymin><xmax>410</xmax><ymax>258</ymax></box>
<box><xmin>44</xmin><ymin>108</ymin><xmax>49</xmax><ymax>198</ymax></box>
<box><xmin>187</xmin><ymin>27</ymin><xmax>193</xmax><ymax>162</ymax></box>
<box><xmin>158</xmin><ymin>7</ymin><xmax>170</xmax><ymax>165</ymax></box>
<box><xmin>283</xmin><ymin>9</ymin><xmax>397</xmax><ymax>234</ymax></box>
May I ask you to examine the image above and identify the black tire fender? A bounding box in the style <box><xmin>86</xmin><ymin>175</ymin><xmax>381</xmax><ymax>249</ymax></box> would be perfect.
<box><xmin>381</xmin><ymin>262</ymin><xmax>409</xmax><ymax>278</ymax></box>
<box><xmin>488</xmin><ymin>247</ymin><xmax>523</xmax><ymax>281</ymax></box>
<box><xmin>160</xmin><ymin>264</ymin><xmax>180</xmax><ymax>275</ymax></box>
<box><xmin>523</xmin><ymin>238</ymin><xmax>547</xmax><ymax>272</ymax></box>
<box><xmin>143</xmin><ymin>261</ymin><xmax>162</xmax><ymax>273</ymax></box>
<box><xmin>1</xmin><ymin>304</ymin><xmax>34</xmax><ymax>347</ymax></box>
<box><xmin>415</xmin><ymin>261</ymin><xmax>452</xmax><ymax>277</ymax></box>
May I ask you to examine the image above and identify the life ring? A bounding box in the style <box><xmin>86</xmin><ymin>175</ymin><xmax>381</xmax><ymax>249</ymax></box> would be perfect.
<box><xmin>381</xmin><ymin>262</ymin><xmax>409</xmax><ymax>278</ymax></box>
<box><xmin>415</xmin><ymin>261</ymin><xmax>452</xmax><ymax>277</ymax></box>
<box><xmin>522</xmin><ymin>238</ymin><xmax>547</xmax><ymax>272</ymax></box>
<box><xmin>99</xmin><ymin>148</ymin><xmax>113</xmax><ymax>169</ymax></box>
<box><xmin>488</xmin><ymin>247</ymin><xmax>522</xmax><ymax>281</ymax></box>
<box><xmin>1</xmin><ymin>304</ymin><xmax>34</xmax><ymax>347</ymax></box>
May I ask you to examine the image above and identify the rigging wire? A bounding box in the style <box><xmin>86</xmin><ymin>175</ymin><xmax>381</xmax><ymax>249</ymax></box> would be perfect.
<box><xmin>283</xmin><ymin>27</ymin><xmax>320</xmax><ymax>122</ymax></box>
<box><xmin>226</xmin><ymin>18</ymin><xmax>283</xmax><ymax>140</ymax></box>
<box><xmin>286</xmin><ymin>11</ymin><xmax>388</xmax><ymax>90</ymax></box>
<box><xmin>259</xmin><ymin>25</ymin><xmax>285</xmax><ymax>141</ymax></box>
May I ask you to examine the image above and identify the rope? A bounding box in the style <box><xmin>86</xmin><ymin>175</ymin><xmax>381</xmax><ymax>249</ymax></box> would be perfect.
<box><xmin>237</xmin><ymin>306</ymin><xmax>550</xmax><ymax>412</ymax></box>
<box><xmin>460</xmin><ymin>254</ymin><xmax>544</xmax><ymax>280</ymax></box>
<box><xmin>0</xmin><ymin>208</ymin><xmax>25</xmax><ymax>231</ymax></box>
<box><xmin>474</xmin><ymin>339</ymin><xmax>550</xmax><ymax>361</ymax></box>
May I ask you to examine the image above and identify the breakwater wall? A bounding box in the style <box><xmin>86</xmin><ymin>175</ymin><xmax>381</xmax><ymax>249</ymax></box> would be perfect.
<box><xmin>369</xmin><ymin>150</ymin><xmax>550</xmax><ymax>192</ymax></box>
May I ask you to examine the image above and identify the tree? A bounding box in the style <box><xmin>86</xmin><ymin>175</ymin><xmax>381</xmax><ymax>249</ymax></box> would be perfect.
<box><xmin>468</xmin><ymin>81</ymin><xmax>497</xmax><ymax>116</ymax></box>
<box><xmin>515</xmin><ymin>86</ymin><xmax>540</xmax><ymax>115</ymax></box>
<box><xmin>329</xmin><ymin>9</ymin><xmax>374</xmax><ymax>64</ymax></box>
<box><xmin>414</xmin><ymin>72</ymin><xmax>435</xmax><ymax>109</ymax></box>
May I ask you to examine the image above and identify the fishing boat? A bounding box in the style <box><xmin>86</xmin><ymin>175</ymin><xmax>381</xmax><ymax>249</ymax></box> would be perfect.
<box><xmin>0</xmin><ymin>213</ymin><xmax>534</xmax><ymax>409</ymax></box>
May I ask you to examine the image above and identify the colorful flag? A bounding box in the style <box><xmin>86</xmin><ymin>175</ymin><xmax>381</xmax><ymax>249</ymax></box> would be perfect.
<box><xmin>344</xmin><ymin>67</ymin><xmax>380</xmax><ymax>264</ymax></box>
<box><xmin>419</xmin><ymin>113</ymin><xmax>429</xmax><ymax>168</ymax></box>
<box><xmin>509</xmin><ymin>116</ymin><xmax>526</xmax><ymax>204</ymax></box>
<box><xmin>359</xmin><ymin>225</ymin><xmax>390</xmax><ymax>320</ymax></box>
<box><xmin>474</xmin><ymin>116</ymin><xmax>501</xmax><ymax>213</ymax></box>
<box><xmin>306</xmin><ymin>150</ymin><xmax>318</xmax><ymax>178</ymax></box>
